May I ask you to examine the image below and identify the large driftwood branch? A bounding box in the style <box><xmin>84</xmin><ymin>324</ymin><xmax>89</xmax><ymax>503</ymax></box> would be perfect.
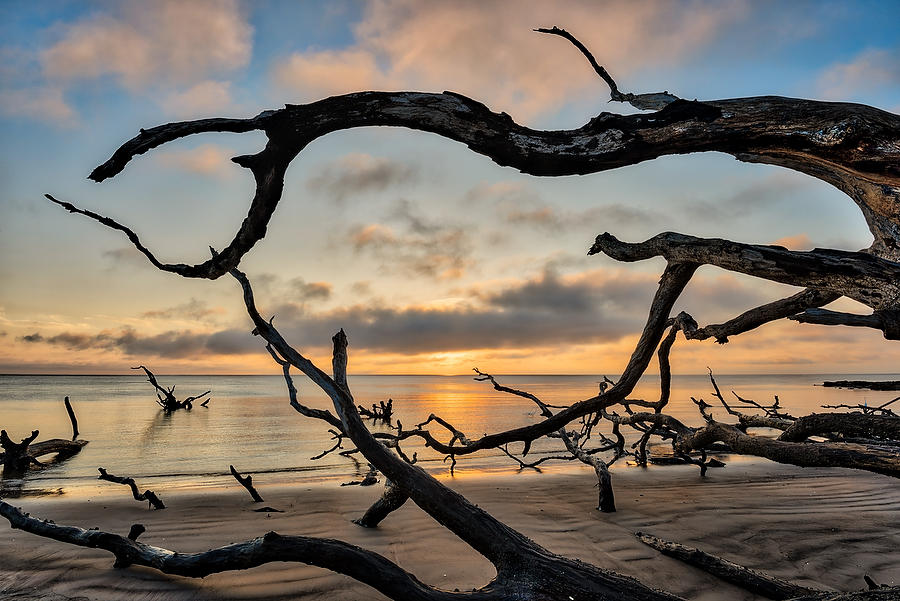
<box><xmin>233</xmin><ymin>259</ymin><xmax>695</xmax><ymax>461</ymax></box>
<box><xmin>777</xmin><ymin>413</ymin><xmax>900</xmax><ymax>443</ymax></box>
<box><xmin>683</xmin><ymin>289</ymin><xmax>841</xmax><ymax>344</ymax></box>
<box><xmin>231</xmin><ymin>267</ymin><xmax>685</xmax><ymax>600</ymax></box>
<box><xmin>50</xmin><ymin>28</ymin><xmax>898</xmax><ymax>283</ymax></box>
<box><xmin>0</xmin><ymin>501</ymin><xmax>498</xmax><ymax>601</ymax></box>
<box><xmin>590</xmin><ymin>232</ymin><xmax>900</xmax><ymax>312</ymax></box>
<box><xmin>636</xmin><ymin>532</ymin><xmax>821</xmax><ymax>600</ymax></box>
<box><xmin>611</xmin><ymin>411</ymin><xmax>900</xmax><ymax>478</ymax></box>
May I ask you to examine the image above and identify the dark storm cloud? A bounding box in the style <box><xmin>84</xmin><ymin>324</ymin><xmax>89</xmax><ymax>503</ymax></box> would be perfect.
<box><xmin>307</xmin><ymin>153</ymin><xmax>418</xmax><ymax>202</ymax></box>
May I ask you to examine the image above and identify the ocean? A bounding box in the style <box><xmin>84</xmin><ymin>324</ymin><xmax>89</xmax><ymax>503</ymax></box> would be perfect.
<box><xmin>2</xmin><ymin>373</ymin><xmax>897</xmax><ymax>497</ymax></box>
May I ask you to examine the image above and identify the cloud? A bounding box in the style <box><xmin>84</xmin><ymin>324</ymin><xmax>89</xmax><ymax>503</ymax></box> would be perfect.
<box><xmin>470</xmin><ymin>181</ymin><xmax>654</xmax><ymax>231</ymax></box>
<box><xmin>772</xmin><ymin>233</ymin><xmax>813</xmax><ymax>250</ymax></box>
<box><xmin>142</xmin><ymin>298</ymin><xmax>224</xmax><ymax>322</ymax></box>
<box><xmin>308</xmin><ymin>153</ymin><xmax>418</xmax><ymax>202</ymax></box>
<box><xmin>0</xmin><ymin>86</ymin><xmax>76</xmax><ymax>126</ymax></box>
<box><xmin>19</xmin><ymin>327</ymin><xmax>213</xmax><ymax>359</ymax></box>
<box><xmin>818</xmin><ymin>47</ymin><xmax>900</xmax><ymax>100</ymax></box>
<box><xmin>14</xmin><ymin>265</ymin><xmax>781</xmax><ymax>359</ymax></box>
<box><xmin>273</xmin><ymin>49</ymin><xmax>387</xmax><ymax>99</ymax></box>
<box><xmin>684</xmin><ymin>172</ymin><xmax>809</xmax><ymax>221</ymax></box>
<box><xmin>349</xmin><ymin>200</ymin><xmax>474</xmax><ymax>280</ymax></box>
<box><xmin>161</xmin><ymin>80</ymin><xmax>235</xmax><ymax>118</ymax></box>
<box><xmin>272</xmin><ymin>0</ymin><xmax>743</xmax><ymax>120</ymax></box>
<box><xmin>156</xmin><ymin>144</ymin><xmax>236</xmax><ymax>176</ymax></box>
<box><xmin>288</xmin><ymin>278</ymin><xmax>333</xmax><ymax>301</ymax></box>
<box><xmin>41</xmin><ymin>0</ymin><xmax>252</xmax><ymax>90</ymax></box>
<box><xmin>102</xmin><ymin>246</ymin><xmax>150</xmax><ymax>269</ymax></box>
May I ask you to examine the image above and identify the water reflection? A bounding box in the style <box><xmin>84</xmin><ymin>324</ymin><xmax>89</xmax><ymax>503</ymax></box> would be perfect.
<box><xmin>1</xmin><ymin>373</ymin><xmax>898</xmax><ymax>495</ymax></box>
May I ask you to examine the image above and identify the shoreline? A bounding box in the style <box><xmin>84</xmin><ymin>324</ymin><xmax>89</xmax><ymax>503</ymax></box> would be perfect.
<box><xmin>2</xmin><ymin>462</ymin><xmax>898</xmax><ymax>600</ymax></box>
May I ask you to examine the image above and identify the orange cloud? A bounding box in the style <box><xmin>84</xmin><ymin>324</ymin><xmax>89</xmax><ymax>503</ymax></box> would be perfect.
<box><xmin>156</xmin><ymin>144</ymin><xmax>236</xmax><ymax>176</ymax></box>
<box><xmin>772</xmin><ymin>233</ymin><xmax>813</xmax><ymax>250</ymax></box>
<box><xmin>161</xmin><ymin>80</ymin><xmax>235</xmax><ymax>118</ymax></box>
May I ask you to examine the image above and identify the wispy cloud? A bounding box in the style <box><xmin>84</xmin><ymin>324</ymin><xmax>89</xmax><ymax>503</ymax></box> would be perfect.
<box><xmin>155</xmin><ymin>144</ymin><xmax>236</xmax><ymax>177</ymax></box>
<box><xmin>348</xmin><ymin>200</ymin><xmax>474</xmax><ymax>280</ymax></box>
<box><xmin>161</xmin><ymin>80</ymin><xmax>235</xmax><ymax>118</ymax></box>
<box><xmin>141</xmin><ymin>298</ymin><xmax>225</xmax><ymax>322</ymax></box>
<box><xmin>469</xmin><ymin>181</ymin><xmax>654</xmax><ymax>232</ymax></box>
<box><xmin>308</xmin><ymin>153</ymin><xmax>418</xmax><ymax>202</ymax></box>
<box><xmin>818</xmin><ymin>47</ymin><xmax>900</xmax><ymax>101</ymax></box>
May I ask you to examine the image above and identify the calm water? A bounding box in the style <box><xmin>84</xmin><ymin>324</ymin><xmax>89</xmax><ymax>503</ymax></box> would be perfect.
<box><xmin>1</xmin><ymin>373</ymin><xmax>898</xmax><ymax>496</ymax></box>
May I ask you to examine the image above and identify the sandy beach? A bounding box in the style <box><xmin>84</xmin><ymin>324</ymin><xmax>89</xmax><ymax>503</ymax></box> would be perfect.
<box><xmin>1</xmin><ymin>461</ymin><xmax>898</xmax><ymax>601</ymax></box>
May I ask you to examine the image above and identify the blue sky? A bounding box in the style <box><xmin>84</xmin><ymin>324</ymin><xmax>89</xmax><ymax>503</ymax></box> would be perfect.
<box><xmin>1</xmin><ymin>0</ymin><xmax>898</xmax><ymax>374</ymax></box>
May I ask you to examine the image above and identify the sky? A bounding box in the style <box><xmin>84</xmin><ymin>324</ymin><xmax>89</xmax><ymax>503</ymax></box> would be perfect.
<box><xmin>1</xmin><ymin>0</ymin><xmax>899</xmax><ymax>375</ymax></box>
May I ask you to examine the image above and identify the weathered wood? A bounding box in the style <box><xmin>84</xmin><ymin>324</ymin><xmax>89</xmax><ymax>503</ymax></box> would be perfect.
<box><xmin>229</xmin><ymin>465</ymin><xmax>264</xmax><ymax>502</ymax></box>
<box><xmin>131</xmin><ymin>365</ymin><xmax>210</xmax><ymax>411</ymax></box>
<box><xmin>778</xmin><ymin>413</ymin><xmax>900</xmax><ymax>442</ymax></box>
<box><xmin>63</xmin><ymin>397</ymin><xmax>78</xmax><ymax>440</ymax></box>
<box><xmin>590</xmin><ymin>232</ymin><xmax>900</xmax><ymax>315</ymax></box>
<box><xmin>354</xmin><ymin>479</ymin><xmax>410</xmax><ymax>528</ymax></box>
<box><xmin>1</xmin><ymin>399</ymin><xmax>88</xmax><ymax>474</ymax></box>
<box><xmin>97</xmin><ymin>468</ymin><xmax>165</xmax><ymax>510</ymax></box>
<box><xmin>635</xmin><ymin>532</ymin><xmax>821</xmax><ymax>600</ymax></box>
<box><xmin>822</xmin><ymin>380</ymin><xmax>900</xmax><ymax>391</ymax></box>
<box><xmin>20</xmin><ymin>25</ymin><xmax>900</xmax><ymax>601</ymax></box>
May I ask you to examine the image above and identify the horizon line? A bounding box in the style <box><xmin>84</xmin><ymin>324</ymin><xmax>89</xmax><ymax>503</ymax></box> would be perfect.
<box><xmin>2</xmin><ymin>372</ymin><xmax>898</xmax><ymax>378</ymax></box>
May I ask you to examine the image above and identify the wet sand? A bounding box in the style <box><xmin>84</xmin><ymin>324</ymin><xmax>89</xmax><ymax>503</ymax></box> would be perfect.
<box><xmin>1</xmin><ymin>462</ymin><xmax>898</xmax><ymax>600</ymax></box>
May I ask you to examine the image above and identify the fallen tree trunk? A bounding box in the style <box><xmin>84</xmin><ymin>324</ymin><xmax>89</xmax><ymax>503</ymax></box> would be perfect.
<box><xmin>822</xmin><ymin>381</ymin><xmax>900</xmax><ymax>391</ymax></box>
<box><xmin>636</xmin><ymin>532</ymin><xmax>820</xmax><ymax>600</ymax></box>
<box><xmin>778</xmin><ymin>413</ymin><xmax>900</xmax><ymax>442</ymax></box>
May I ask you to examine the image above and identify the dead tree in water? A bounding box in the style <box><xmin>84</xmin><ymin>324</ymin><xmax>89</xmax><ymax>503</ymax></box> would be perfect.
<box><xmin>358</xmin><ymin>398</ymin><xmax>393</xmax><ymax>424</ymax></box>
<box><xmin>1</xmin><ymin>398</ymin><xmax>87</xmax><ymax>478</ymax></box>
<box><xmin>132</xmin><ymin>365</ymin><xmax>210</xmax><ymax>411</ymax></box>
<box><xmin>5</xmin><ymin>24</ymin><xmax>900</xmax><ymax>601</ymax></box>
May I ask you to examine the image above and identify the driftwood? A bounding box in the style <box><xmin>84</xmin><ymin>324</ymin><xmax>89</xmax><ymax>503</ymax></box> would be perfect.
<box><xmin>132</xmin><ymin>365</ymin><xmax>210</xmax><ymax>411</ymax></box>
<box><xmin>229</xmin><ymin>465</ymin><xmax>264</xmax><ymax>502</ymax></box>
<box><xmin>822</xmin><ymin>381</ymin><xmax>900</xmax><ymax>391</ymax></box>
<box><xmin>358</xmin><ymin>399</ymin><xmax>393</xmax><ymax>424</ymax></box>
<box><xmin>636</xmin><ymin>532</ymin><xmax>821</xmax><ymax>600</ymax></box>
<box><xmin>97</xmin><ymin>468</ymin><xmax>165</xmax><ymax>510</ymax></box>
<box><xmin>353</xmin><ymin>479</ymin><xmax>409</xmax><ymax>528</ymax></box>
<box><xmin>1</xmin><ymin>398</ymin><xmax>87</xmax><ymax>475</ymax></box>
<box><xmin>6</xmin><ymin>24</ymin><xmax>900</xmax><ymax>601</ymax></box>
